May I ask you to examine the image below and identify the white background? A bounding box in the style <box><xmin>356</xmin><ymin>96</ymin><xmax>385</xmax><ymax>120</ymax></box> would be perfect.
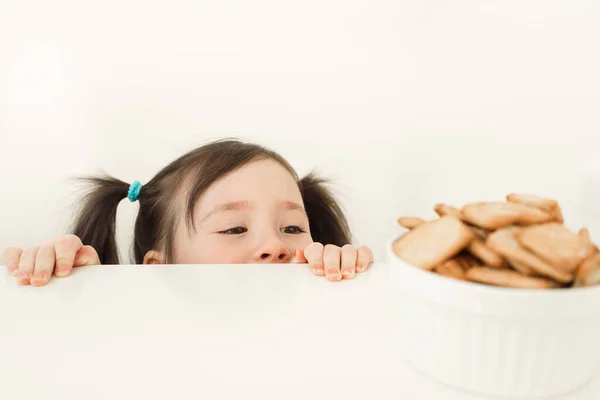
<box><xmin>2</xmin><ymin>0</ymin><xmax>600</xmax><ymax>262</ymax></box>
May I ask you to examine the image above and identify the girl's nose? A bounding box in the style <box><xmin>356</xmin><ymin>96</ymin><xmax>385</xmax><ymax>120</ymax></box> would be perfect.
<box><xmin>252</xmin><ymin>239</ymin><xmax>292</xmax><ymax>263</ymax></box>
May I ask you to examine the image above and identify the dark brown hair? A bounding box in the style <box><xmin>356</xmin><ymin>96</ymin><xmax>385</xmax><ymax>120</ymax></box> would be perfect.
<box><xmin>69</xmin><ymin>138</ymin><xmax>352</xmax><ymax>264</ymax></box>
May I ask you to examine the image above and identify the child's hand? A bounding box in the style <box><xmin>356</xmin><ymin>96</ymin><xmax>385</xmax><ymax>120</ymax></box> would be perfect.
<box><xmin>290</xmin><ymin>243</ymin><xmax>374</xmax><ymax>282</ymax></box>
<box><xmin>2</xmin><ymin>234</ymin><xmax>100</xmax><ymax>286</ymax></box>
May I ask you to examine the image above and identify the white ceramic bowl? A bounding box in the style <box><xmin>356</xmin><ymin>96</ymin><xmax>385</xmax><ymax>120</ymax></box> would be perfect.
<box><xmin>386</xmin><ymin>233</ymin><xmax>600</xmax><ymax>398</ymax></box>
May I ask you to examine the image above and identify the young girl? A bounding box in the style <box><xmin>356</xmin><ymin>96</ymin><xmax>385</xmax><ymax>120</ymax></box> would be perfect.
<box><xmin>2</xmin><ymin>138</ymin><xmax>374</xmax><ymax>286</ymax></box>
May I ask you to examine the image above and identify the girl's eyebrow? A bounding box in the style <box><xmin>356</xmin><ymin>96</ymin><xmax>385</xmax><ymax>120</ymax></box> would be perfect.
<box><xmin>279</xmin><ymin>200</ymin><xmax>305</xmax><ymax>212</ymax></box>
<box><xmin>199</xmin><ymin>200</ymin><xmax>251</xmax><ymax>223</ymax></box>
<box><xmin>199</xmin><ymin>200</ymin><xmax>306</xmax><ymax>223</ymax></box>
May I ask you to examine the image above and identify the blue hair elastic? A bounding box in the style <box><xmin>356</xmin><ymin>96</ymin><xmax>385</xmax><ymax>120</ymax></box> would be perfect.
<box><xmin>127</xmin><ymin>180</ymin><xmax>143</xmax><ymax>202</ymax></box>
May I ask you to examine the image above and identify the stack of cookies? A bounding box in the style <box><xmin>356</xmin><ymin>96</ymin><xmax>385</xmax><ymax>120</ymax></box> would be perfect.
<box><xmin>393</xmin><ymin>194</ymin><xmax>600</xmax><ymax>289</ymax></box>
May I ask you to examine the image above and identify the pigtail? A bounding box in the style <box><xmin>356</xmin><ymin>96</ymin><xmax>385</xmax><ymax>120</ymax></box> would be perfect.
<box><xmin>69</xmin><ymin>175</ymin><xmax>129</xmax><ymax>264</ymax></box>
<box><xmin>299</xmin><ymin>172</ymin><xmax>352</xmax><ymax>247</ymax></box>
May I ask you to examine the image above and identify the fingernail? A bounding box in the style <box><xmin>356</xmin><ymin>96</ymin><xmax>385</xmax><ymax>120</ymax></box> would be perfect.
<box><xmin>31</xmin><ymin>272</ymin><xmax>48</xmax><ymax>284</ymax></box>
<box><xmin>327</xmin><ymin>270</ymin><xmax>341</xmax><ymax>281</ymax></box>
<box><xmin>54</xmin><ymin>268</ymin><xmax>69</xmax><ymax>277</ymax></box>
<box><xmin>9</xmin><ymin>268</ymin><xmax>18</xmax><ymax>276</ymax></box>
<box><xmin>311</xmin><ymin>261</ymin><xmax>324</xmax><ymax>274</ymax></box>
<box><xmin>54</xmin><ymin>265</ymin><xmax>70</xmax><ymax>278</ymax></box>
<box><xmin>342</xmin><ymin>269</ymin><xmax>355</xmax><ymax>279</ymax></box>
<box><xmin>17</xmin><ymin>273</ymin><xmax>31</xmax><ymax>285</ymax></box>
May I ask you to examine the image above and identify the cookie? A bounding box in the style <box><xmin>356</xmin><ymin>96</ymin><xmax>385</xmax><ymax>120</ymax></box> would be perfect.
<box><xmin>434</xmin><ymin>203</ymin><xmax>489</xmax><ymax>239</ymax></box>
<box><xmin>454</xmin><ymin>251</ymin><xmax>480</xmax><ymax>270</ymax></box>
<box><xmin>486</xmin><ymin>227</ymin><xmax>573</xmax><ymax>283</ymax></box>
<box><xmin>506</xmin><ymin>193</ymin><xmax>563</xmax><ymax>223</ymax></box>
<box><xmin>467</xmin><ymin>237</ymin><xmax>505</xmax><ymax>268</ymax></box>
<box><xmin>579</xmin><ymin>227</ymin><xmax>598</xmax><ymax>252</ymax></box>
<box><xmin>434</xmin><ymin>203</ymin><xmax>463</xmax><ymax>219</ymax></box>
<box><xmin>435</xmin><ymin>259</ymin><xmax>466</xmax><ymax>281</ymax></box>
<box><xmin>515</xmin><ymin>223</ymin><xmax>595</xmax><ymax>273</ymax></box>
<box><xmin>392</xmin><ymin>216</ymin><xmax>475</xmax><ymax>270</ymax></box>
<box><xmin>506</xmin><ymin>257</ymin><xmax>537</xmax><ymax>276</ymax></box>
<box><xmin>397</xmin><ymin>216</ymin><xmax>425</xmax><ymax>230</ymax></box>
<box><xmin>466</xmin><ymin>266</ymin><xmax>559</xmax><ymax>289</ymax></box>
<box><xmin>573</xmin><ymin>252</ymin><xmax>600</xmax><ymax>287</ymax></box>
<box><xmin>461</xmin><ymin>201</ymin><xmax>554</xmax><ymax>230</ymax></box>
<box><xmin>469</xmin><ymin>226</ymin><xmax>490</xmax><ymax>241</ymax></box>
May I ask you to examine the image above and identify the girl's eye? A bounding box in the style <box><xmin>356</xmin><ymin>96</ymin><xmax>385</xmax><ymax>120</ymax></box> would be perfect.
<box><xmin>282</xmin><ymin>225</ymin><xmax>305</xmax><ymax>234</ymax></box>
<box><xmin>219</xmin><ymin>226</ymin><xmax>247</xmax><ymax>235</ymax></box>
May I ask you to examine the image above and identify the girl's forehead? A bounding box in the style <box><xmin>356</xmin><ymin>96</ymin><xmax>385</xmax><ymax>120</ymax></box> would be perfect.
<box><xmin>196</xmin><ymin>159</ymin><xmax>302</xmax><ymax>206</ymax></box>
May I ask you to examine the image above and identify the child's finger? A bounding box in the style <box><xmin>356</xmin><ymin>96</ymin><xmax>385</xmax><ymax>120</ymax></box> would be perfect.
<box><xmin>340</xmin><ymin>245</ymin><xmax>357</xmax><ymax>279</ymax></box>
<box><xmin>356</xmin><ymin>246</ymin><xmax>374</xmax><ymax>273</ymax></box>
<box><xmin>73</xmin><ymin>245</ymin><xmax>101</xmax><ymax>267</ymax></box>
<box><xmin>54</xmin><ymin>235</ymin><xmax>85</xmax><ymax>278</ymax></box>
<box><xmin>323</xmin><ymin>244</ymin><xmax>342</xmax><ymax>282</ymax></box>
<box><xmin>17</xmin><ymin>247</ymin><xmax>39</xmax><ymax>285</ymax></box>
<box><xmin>2</xmin><ymin>247</ymin><xmax>22</xmax><ymax>276</ymax></box>
<box><xmin>303</xmin><ymin>242</ymin><xmax>325</xmax><ymax>275</ymax></box>
<box><xmin>30</xmin><ymin>244</ymin><xmax>56</xmax><ymax>286</ymax></box>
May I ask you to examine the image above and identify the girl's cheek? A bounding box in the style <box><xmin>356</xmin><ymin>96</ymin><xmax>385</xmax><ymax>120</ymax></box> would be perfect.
<box><xmin>203</xmin><ymin>244</ymin><xmax>248</xmax><ymax>264</ymax></box>
<box><xmin>297</xmin><ymin>233</ymin><xmax>314</xmax><ymax>246</ymax></box>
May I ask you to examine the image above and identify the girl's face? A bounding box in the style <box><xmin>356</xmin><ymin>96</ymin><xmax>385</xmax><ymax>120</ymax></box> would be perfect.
<box><xmin>169</xmin><ymin>159</ymin><xmax>313</xmax><ymax>264</ymax></box>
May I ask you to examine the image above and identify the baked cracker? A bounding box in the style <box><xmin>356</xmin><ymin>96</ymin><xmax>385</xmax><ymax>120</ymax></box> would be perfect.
<box><xmin>573</xmin><ymin>252</ymin><xmax>600</xmax><ymax>287</ymax></box>
<box><xmin>397</xmin><ymin>216</ymin><xmax>425</xmax><ymax>230</ymax></box>
<box><xmin>506</xmin><ymin>193</ymin><xmax>563</xmax><ymax>223</ymax></box>
<box><xmin>486</xmin><ymin>227</ymin><xmax>573</xmax><ymax>283</ymax></box>
<box><xmin>454</xmin><ymin>251</ymin><xmax>480</xmax><ymax>270</ymax></box>
<box><xmin>468</xmin><ymin>225</ymin><xmax>490</xmax><ymax>241</ymax></box>
<box><xmin>466</xmin><ymin>266</ymin><xmax>559</xmax><ymax>289</ymax></box>
<box><xmin>434</xmin><ymin>203</ymin><xmax>488</xmax><ymax>239</ymax></box>
<box><xmin>579</xmin><ymin>227</ymin><xmax>598</xmax><ymax>252</ymax></box>
<box><xmin>515</xmin><ymin>223</ymin><xmax>594</xmax><ymax>273</ymax></box>
<box><xmin>467</xmin><ymin>237</ymin><xmax>505</xmax><ymax>268</ymax></box>
<box><xmin>392</xmin><ymin>216</ymin><xmax>474</xmax><ymax>270</ymax></box>
<box><xmin>434</xmin><ymin>203</ymin><xmax>463</xmax><ymax>219</ymax></box>
<box><xmin>461</xmin><ymin>201</ymin><xmax>554</xmax><ymax>230</ymax></box>
<box><xmin>435</xmin><ymin>260</ymin><xmax>466</xmax><ymax>281</ymax></box>
<box><xmin>506</xmin><ymin>257</ymin><xmax>537</xmax><ymax>276</ymax></box>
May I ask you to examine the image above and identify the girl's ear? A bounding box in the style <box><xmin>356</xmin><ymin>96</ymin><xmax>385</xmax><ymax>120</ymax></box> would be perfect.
<box><xmin>143</xmin><ymin>250</ymin><xmax>166</xmax><ymax>265</ymax></box>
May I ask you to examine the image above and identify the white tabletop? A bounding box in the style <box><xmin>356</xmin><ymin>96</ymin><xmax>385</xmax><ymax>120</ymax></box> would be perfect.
<box><xmin>0</xmin><ymin>263</ymin><xmax>598</xmax><ymax>400</ymax></box>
